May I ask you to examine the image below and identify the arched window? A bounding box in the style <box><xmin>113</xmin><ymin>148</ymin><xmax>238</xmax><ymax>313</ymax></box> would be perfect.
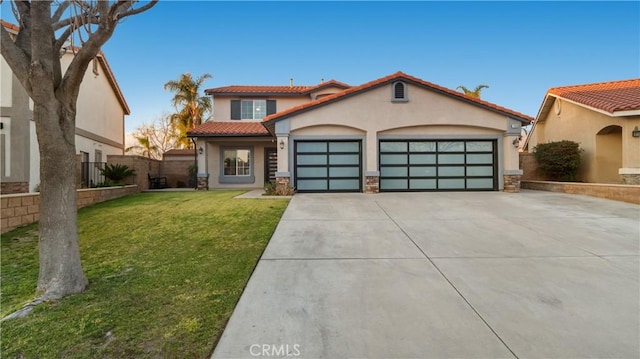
<box><xmin>392</xmin><ymin>82</ymin><xmax>408</xmax><ymax>102</ymax></box>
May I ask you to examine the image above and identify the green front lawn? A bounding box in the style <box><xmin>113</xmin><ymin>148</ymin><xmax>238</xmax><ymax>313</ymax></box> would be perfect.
<box><xmin>1</xmin><ymin>191</ymin><xmax>289</xmax><ymax>358</ymax></box>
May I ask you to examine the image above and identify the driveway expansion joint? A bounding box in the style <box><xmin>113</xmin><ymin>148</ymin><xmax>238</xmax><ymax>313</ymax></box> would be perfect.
<box><xmin>375</xmin><ymin>200</ymin><xmax>520</xmax><ymax>359</ymax></box>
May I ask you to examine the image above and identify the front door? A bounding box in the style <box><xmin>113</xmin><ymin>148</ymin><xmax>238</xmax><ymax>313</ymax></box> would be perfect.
<box><xmin>264</xmin><ymin>148</ymin><xmax>277</xmax><ymax>184</ymax></box>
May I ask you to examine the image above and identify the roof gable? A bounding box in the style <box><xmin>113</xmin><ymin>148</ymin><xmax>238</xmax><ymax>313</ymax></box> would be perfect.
<box><xmin>2</xmin><ymin>21</ymin><xmax>130</xmax><ymax>114</ymax></box>
<box><xmin>263</xmin><ymin>72</ymin><xmax>533</xmax><ymax>126</ymax></box>
<box><xmin>545</xmin><ymin>79</ymin><xmax>640</xmax><ymax>116</ymax></box>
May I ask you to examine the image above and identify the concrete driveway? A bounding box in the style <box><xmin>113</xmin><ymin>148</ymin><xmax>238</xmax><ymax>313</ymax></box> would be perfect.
<box><xmin>213</xmin><ymin>190</ymin><xmax>640</xmax><ymax>359</ymax></box>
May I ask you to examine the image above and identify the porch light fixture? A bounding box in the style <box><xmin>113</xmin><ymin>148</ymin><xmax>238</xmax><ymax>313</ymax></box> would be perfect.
<box><xmin>198</xmin><ymin>147</ymin><xmax>203</xmax><ymax>155</ymax></box>
<box><xmin>279</xmin><ymin>139</ymin><xmax>285</xmax><ymax>149</ymax></box>
<box><xmin>633</xmin><ymin>126</ymin><xmax>640</xmax><ymax>138</ymax></box>
<box><xmin>512</xmin><ymin>137</ymin><xmax>520</xmax><ymax>148</ymax></box>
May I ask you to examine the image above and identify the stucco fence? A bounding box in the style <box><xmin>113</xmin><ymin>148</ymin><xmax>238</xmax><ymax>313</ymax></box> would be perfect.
<box><xmin>1</xmin><ymin>185</ymin><xmax>138</xmax><ymax>234</ymax></box>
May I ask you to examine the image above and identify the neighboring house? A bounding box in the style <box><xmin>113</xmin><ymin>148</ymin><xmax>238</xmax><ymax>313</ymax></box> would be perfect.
<box><xmin>0</xmin><ymin>21</ymin><xmax>129</xmax><ymax>193</ymax></box>
<box><xmin>525</xmin><ymin>79</ymin><xmax>640</xmax><ymax>184</ymax></box>
<box><xmin>188</xmin><ymin>71</ymin><xmax>532</xmax><ymax>193</ymax></box>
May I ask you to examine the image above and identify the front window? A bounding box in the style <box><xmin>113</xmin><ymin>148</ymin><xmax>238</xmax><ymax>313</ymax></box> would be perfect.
<box><xmin>241</xmin><ymin>100</ymin><xmax>266</xmax><ymax>120</ymax></box>
<box><xmin>223</xmin><ymin>149</ymin><xmax>251</xmax><ymax>176</ymax></box>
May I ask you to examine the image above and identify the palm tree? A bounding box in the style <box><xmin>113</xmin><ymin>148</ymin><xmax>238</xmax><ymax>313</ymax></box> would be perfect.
<box><xmin>456</xmin><ymin>84</ymin><xmax>489</xmax><ymax>99</ymax></box>
<box><xmin>125</xmin><ymin>135</ymin><xmax>159</xmax><ymax>159</ymax></box>
<box><xmin>164</xmin><ymin>73</ymin><xmax>212</xmax><ymax>147</ymax></box>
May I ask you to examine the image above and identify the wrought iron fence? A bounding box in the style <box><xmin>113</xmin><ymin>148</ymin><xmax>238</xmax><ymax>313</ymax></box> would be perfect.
<box><xmin>81</xmin><ymin>162</ymin><xmax>107</xmax><ymax>188</ymax></box>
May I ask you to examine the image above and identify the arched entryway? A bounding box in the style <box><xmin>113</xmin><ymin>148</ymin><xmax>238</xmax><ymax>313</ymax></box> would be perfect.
<box><xmin>595</xmin><ymin>125</ymin><xmax>622</xmax><ymax>183</ymax></box>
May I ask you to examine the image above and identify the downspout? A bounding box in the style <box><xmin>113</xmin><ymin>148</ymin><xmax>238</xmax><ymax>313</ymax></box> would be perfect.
<box><xmin>191</xmin><ymin>138</ymin><xmax>198</xmax><ymax>190</ymax></box>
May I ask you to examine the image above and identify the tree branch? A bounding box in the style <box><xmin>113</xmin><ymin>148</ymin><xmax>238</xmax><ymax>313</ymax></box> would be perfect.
<box><xmin>113</xmin><ymin>0</ymin><xmax>158</xmax><ymax>20</ymax></box>
<box><xmin>51</xmin><ymin>0</ymin><xmax>71</xmax><ymax>23</ymax></box>
<box><xmin>0</xmin><ymin>25</ymin><xmax>32</xmax><ymax>96</ymax></box>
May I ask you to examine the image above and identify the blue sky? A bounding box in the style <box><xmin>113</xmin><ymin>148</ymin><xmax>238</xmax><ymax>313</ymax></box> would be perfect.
<box><xmin>2</xmin><ymin>1</ymin><xmax>639</xmax><ymax>133</ymax></box>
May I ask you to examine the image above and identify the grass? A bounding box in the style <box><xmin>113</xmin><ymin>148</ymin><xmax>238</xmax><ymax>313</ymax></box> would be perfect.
<box><xmin>1</xmin><ymin>191</ymin><xmax>289</xmax><ymax>358</ymax></box>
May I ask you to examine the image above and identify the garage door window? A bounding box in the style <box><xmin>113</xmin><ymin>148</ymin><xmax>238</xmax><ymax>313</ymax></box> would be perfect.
<box><xmin>379</xmin><ymin>140</ymin><xmax>496</xmax><ymax>191</ymax></box>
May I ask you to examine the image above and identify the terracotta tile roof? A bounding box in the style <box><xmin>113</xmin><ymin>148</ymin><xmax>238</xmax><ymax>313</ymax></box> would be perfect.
<box><xmin>187</xmin><ymin>121</ymin><xmax>270</xmax><ymax>137</ymax></box>
<box><xmin>163</xmin><ymin>149</ymin><xmax>195</xmax><ymax>156</ymax></box>
<box><xmin>263</xmin><ymin>71</ymin><xmax>533</xmax><ymax>124</ymax></box>
<box><xmin>547</xmin><ymin>79</ymin><xmax>640</xmax><ymax>114</ymax></box>
<box><xmin>205</xmin><ymin>79</ymin><xmax>350</xmax><ymax>96</ymax></box>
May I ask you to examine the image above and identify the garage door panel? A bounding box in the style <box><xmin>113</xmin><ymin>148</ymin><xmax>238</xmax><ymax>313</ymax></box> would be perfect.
<box><xmin>467</xmin><ymin>178</ymin><xmax>494</xmax><ymax>188</ymax></box>
<box><xmin>409</xmin><ymin>154</ymin><xmax>436</xmax><ymax>164</ymax></box>
<box><xmin>438</xmin><ymin>178</ymin><xmax>466</xmax><ymax>189</ymax></box>
<box><xmin>380</xmin><ymin>139</ymin><xmax>496</xmax><ymax>192</ymax></box>
<box><xmin>329</xmin><ymin>154</ymin><xmax>359</xmax><ymax>165</ymax></box>
<box><xmin>439</xmin><ymin>166</ymin><xmax>465</xmax><ymax>177</ymax></box>
<box><xmin>329</xmin><ymin>179</ymin><xmax>360</xmax><ymax>191</ymax></box>
<box><xmin>297</xmin><ymin>142</ymin><xmax>327</xmax><ymax>152</ymax></box>
<box><xmin>467</xmin><ymin>154</ymin><xmax>493</xmax><ymax>164</ymax></box>
<box><xmin>329</xmin><ymin>167</ymin><xmax>360</xmax><ymax>177</ymax></box>
<box><xmin>466</xmin><ymin>141</ymin><xmax>493</xmax><ymax>152</ymax></box>
<box><xmin>380</xmin><ymin>142</ymin><xmax>407</xmax><ymax>152</ymax></box>
<box><xmin>380</xmin><ymin>179</ymin><xmax>408</xmax><ymax>190</ymax></box>
<box><xmin>381</xmin><ymin>167</ymin><xmax>408</xmax><ymax>177</ymax></box>
<box><xmin>410</xmin><ymin>179</ymin><xmax>437</xmax><ymax>190</ymax></box>
<box><xmin>380</xmin><ymin>154</ymin><xmax>407</xmax><ymax>165</ymax></box>
<box><xmin>409</xmin><ymin>167</ymin><xmax>436</xmax><ymax>177</ymax></box>
<box><xmin>297</xmin><ymin>180</ymin><xmax>328</xmax><ymax>191</ymax></box>
<box><xmin>297</xmin><ymin>167</ymin><xmax>327</xmax><ymax>177</ymax></box>
<box><xmin>437</xmin><ymin>141</ymin><xmax>464</xmax><ymax>152</ymax></box>
<box><xmin>467</xmin><ymin>166</ymin><xmax>493</xmax><ymax>177</ymax></box>
<box><xmin>297</xmin><ymin>154</ymin><xmax>327</xmax><ymax>165</ymax></box>
<box><xmin>438</xmin><ymin>154</ymin><xmax>465</xmax><ymax>164</ymax></box>
<box><xmin>329</xmin><ymin>142</ymin><xmax>359</xmax><ymax>152</ymax></box>
<box><xmin>409</xmin><ymin>141</ymin><xmax>436</xmax><ymax>152</ymax></box>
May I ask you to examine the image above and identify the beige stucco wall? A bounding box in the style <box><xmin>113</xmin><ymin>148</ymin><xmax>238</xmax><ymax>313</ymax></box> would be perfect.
<box><xmin>527</xmin><ymin>98</ymin><xmax>640</xmax><ymax>183</ymax></box>
<box><xmin>200</xmin><ymin>139</ymin><xmax>275</xmax><ymax>189</ymax></box>
<box><xmin>60</xmin><ymin>55</ymin><xmax>125</xmax><ymax>153</ymax></box>
<box><xmin>0</xmin><ymin>56</ymin><xmax>13</xmax><ymax>107</ymax></box>
<box><xmin>287</xmin><ymin>83</ymin><xmax>518</xmax><ymax>178</ymax></box>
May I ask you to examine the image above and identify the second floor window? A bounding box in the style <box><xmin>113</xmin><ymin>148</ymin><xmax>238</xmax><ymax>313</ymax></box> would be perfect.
<box><xmin>241</xmin><ymin>100</ymin><xmax>266</xmax><ymax>120</ymax></box>
<box><xmin>231</xmin><ymin>99</ymin><xmax>277</xmax><ymax>120</ymax></box>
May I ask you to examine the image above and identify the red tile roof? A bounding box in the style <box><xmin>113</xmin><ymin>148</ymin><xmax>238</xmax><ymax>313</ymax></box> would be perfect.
<box><xmin>0</xmin><ymin>20</ymin><xmax>19</xmax><ymax>32</ymax></box>
<box><xmin>205</xmin><ymin>79</ymin><xmax>350</xmax><ymax>96</ymax></box>
<box><xmin>187</xmin><ymin>121</ymin><xmax>269</xmax><ymax>137</ymax></box>
<box><xmin>263</xmin><ymin>71</ymin><xmax>533</xmax><ymax>124</ymax></box>
<box><xmin>547</xmin><ymin>79</ymin><xmax>640</xmax><ymax>114</ymax></box>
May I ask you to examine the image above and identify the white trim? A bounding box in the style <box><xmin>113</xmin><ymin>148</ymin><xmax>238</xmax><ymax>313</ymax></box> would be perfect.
<box><xmin>618</xmin><ymin>168</ymin><xmax>640</xmax><ymax>175</ymax></box>
<box><xmin>613</xmin><ymin>109</ymin><xmax>640</xmax><ymax>117</ymax></box>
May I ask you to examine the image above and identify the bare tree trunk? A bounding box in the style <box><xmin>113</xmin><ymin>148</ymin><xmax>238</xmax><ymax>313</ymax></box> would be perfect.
<box><xmin>35</xmin><ymin>98</ymin><xmax>88</xmax><ymax>299</ymax></box>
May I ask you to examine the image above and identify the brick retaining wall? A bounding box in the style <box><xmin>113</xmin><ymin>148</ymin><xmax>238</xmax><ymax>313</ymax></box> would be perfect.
<box><xmin>522</xmin><ymin>180</ymin><xmax>640</xmax><ymax>205</ymax></box>
<box><xmin>1</xmin><ymin>185</ymin><xmax>138</xmax><ymax>233</ymax></box>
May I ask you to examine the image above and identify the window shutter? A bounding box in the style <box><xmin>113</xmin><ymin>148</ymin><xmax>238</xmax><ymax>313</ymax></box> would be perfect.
<box><xmin>266</xmin><ymin>100</ymin><xmax>277</xmax><ymax>115</ymax></box>
<box><xmin>231</xmin><ymin>100</ymin><xmax>241</xmax><ymax>120</ymax></box>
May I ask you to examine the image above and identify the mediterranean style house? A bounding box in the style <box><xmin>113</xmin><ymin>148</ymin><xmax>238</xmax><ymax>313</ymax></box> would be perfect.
<box><xmin>0</xmin><ymin>21</ymin><xmax>129</xmax><ymax>194</ymax></box>
<box><xmin>525</xmin><ymin>79</ymin><xmax>640</xmax><ymax>184</ymax></box>
<box><xmin>188</xmin><ymin>71</ymin><xmax>533</xmax><ymax>193</ymax></box>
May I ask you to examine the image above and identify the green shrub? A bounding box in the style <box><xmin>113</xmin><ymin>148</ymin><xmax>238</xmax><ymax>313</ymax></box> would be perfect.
<box><xmin>533</xmin><ymin>140</ymin><xmax>583</xmax><ymax>181</ymax></box>
<box><xmin>100</xmin><ymin>163</ymin><xmax>136</xmax><ymax>183</ymax></box>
